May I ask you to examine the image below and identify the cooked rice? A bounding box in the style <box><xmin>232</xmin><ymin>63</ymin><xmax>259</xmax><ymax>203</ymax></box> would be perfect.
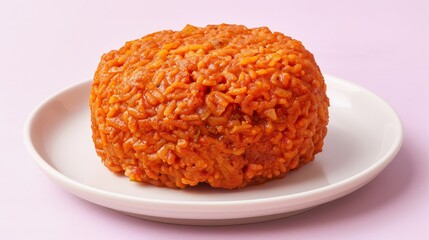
<box><xmin>90</xmin><ymin>24</ymin><xmax>329</xmax><ymax>189</ymax></box>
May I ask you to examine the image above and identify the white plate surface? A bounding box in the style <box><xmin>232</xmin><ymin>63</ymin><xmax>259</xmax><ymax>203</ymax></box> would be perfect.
<box><xmin>24</xmin><ymin>75</ymin><xmax>403</xmax><ymax>225</ymax></box>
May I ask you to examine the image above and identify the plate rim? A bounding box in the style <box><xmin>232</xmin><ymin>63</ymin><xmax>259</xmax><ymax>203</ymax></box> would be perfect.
<box><xmin>23</xmin><ymin>74</ymin><xmax>404</xmax><ymax>219</ymax></box>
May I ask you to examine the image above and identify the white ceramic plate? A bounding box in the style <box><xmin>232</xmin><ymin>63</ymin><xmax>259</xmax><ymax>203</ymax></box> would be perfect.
<box><xmin>24</xmin><ymin>75</ymin><xmax>403</xmax><ymax>225</ymax></box>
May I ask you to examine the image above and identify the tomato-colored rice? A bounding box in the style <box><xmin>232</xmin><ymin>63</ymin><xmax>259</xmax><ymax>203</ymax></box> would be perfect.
<box><xmin>90</xmin><ymin>24</ymin><xmax>329</xmax><ymax>189</ymax></box>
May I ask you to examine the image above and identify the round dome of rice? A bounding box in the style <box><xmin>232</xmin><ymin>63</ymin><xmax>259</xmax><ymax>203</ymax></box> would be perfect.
<box><xmin>90</xmin><ymin>24</ymin><xmax>329</xmax><ymax>189</ymax></box>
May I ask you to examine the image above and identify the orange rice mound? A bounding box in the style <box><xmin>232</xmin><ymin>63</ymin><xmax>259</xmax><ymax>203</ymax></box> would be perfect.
<box><xmin>90</xmin><ymin>24</ymin><xmax>329</xmax><ymax>189</ymax></box>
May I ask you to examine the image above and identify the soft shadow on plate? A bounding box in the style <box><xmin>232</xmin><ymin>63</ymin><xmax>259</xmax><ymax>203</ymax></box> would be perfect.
<box><xmin>91</xmin><ymin>141</ymin><xmax>412</xmax><ymax>230</ymax></box>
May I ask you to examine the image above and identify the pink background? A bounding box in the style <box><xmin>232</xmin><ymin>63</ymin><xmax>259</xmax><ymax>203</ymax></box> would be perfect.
<box><xmin>1</xmin><ymin>0</ymin><xmax>428</xmax><ymax>239</ymax></box>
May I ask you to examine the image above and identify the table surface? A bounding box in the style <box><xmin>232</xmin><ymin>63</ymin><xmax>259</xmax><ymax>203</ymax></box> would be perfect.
<box><xmin>1</xmin><ymin>0</ymin><xmax>428</xmax><ymax>239</ymax></box>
